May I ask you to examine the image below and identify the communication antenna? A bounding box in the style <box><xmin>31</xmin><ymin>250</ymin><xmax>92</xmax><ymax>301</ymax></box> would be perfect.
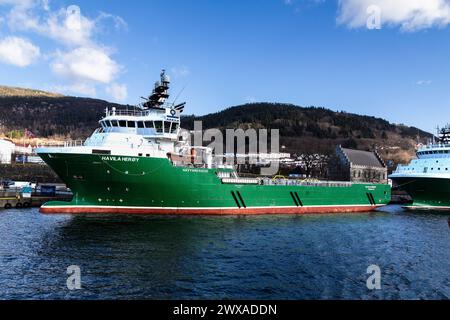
<box><xmin>172</xmin><ymin>84</ymin><xmax>187</xmax><ymax>106</ymax></box>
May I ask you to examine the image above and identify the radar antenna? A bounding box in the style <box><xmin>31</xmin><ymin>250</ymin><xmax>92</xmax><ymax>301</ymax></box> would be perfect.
<box><xmin>137</xmin><ymin>69</ymin><xmax>186</xmax><ymax>114</ymax></box>
<box><xmin>142</xmin><ymin>69</ymin><xmax>171</xmax><ymax>110</ymax></box>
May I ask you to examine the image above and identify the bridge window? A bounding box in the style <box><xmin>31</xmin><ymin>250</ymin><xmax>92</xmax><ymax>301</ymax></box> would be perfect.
<box><xmin>154</xmin><ymin>121</ymin><xmax>163</xmax><ymax>133</ymax></box>
<box><xmin>164</xmin><ymin>121</ymin><xmax>171</xmax><ymax>133</ymax></box>
<box><xmin>137</xmin><ymin>121</ymin><xmax>145</xmax><ymax>128</ymax></box>
<box><xmin>111</xmin><ymin>120</ymin><xmax>119</xmax><ymax>127</ymax></box>
<box><xmin>119</xmin><ymin>120</ymin><xmax>127</xmax><ymax>127</ymax></box>
<box><xmin>171</xmin><ymin>123</ymin><xmax>179</xmax><ymax>133</ymax></box>
<box><xmin>144</xmin><ymin>121</ymin><xmax>153</xmax><ymax>129</ymax></box>
<box><xmin>127</xmin><ymin>121</ymin><xmax>136</xmax><ymax>128</ymax></box>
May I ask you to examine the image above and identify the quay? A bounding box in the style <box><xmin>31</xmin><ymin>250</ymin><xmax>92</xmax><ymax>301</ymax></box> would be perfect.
<box><xmin>0</xmin><ymin>187</ymin><xmax>72</xmax><ymax>210</ymax></box>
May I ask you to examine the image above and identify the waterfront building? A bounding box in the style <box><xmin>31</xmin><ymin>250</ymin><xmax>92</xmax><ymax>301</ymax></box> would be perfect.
<box><xmin>328</xmin><ymin>146</ymin><xmax>388</xmax><ymax>183</ymax></box>
<box><xmin>0</xmin><ymin>139</ymin><xmax>14</xmax><ymax>164</ymax></box>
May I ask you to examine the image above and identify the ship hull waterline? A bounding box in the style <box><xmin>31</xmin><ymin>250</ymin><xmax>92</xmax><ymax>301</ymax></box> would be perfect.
<box><xmin>38</xmin><ymin>152</ymin><xmax>391</xmax><ymax>215</ymax></box>
<box><xmin>39</xmin><ymin>204</ymin><xmax>385</xmax><ymax>215</ymax></box>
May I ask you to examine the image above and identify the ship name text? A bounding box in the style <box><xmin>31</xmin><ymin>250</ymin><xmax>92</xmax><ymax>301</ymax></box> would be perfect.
<box><xmin>101</xmin><ymin>156</ymin><xmax>140</xmax><ymax>163</ymax></box>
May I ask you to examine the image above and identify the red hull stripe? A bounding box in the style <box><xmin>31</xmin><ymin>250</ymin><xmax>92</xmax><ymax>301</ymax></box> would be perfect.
<box><xmin>40</xmin><ymin>205</ymin><xmax>383</xmax><ymax>215</ymax></box>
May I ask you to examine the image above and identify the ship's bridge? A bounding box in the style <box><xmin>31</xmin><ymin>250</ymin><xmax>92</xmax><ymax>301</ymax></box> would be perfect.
<box><xmin>94</xmin><ymin>106</ymin><xmax>181</xmax><ymax>140</ymax></box>
<box><xmin>416</xmin><ymin>144</ymin><xmax>450</xmax><ymax>159</ymax></box>
<box><xmin>392</xmin><ymin>142</ymin><xmax>450</xmax><ymax>178</ymax></box>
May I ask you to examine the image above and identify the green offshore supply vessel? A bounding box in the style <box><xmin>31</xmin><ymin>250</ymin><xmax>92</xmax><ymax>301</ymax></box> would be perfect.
<box><xmin>390</xmin><ymin>125</ymin><xmax>450</xmax><ymax>210</ymax></box>
<box><xmin>36</xmin><ymin>71</ymin><xmax>391</xmax><ymax>215</ymax></box>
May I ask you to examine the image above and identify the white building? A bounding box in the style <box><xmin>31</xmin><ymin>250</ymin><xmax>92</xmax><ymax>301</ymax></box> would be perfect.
<box><xmin>0</xmin><ymin>139</ymin><xmax>15</xmax><ymax>164</ymax></box>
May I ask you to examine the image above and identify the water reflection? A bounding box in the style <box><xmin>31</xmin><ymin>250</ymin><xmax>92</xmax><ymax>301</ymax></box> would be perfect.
<box><xmin>0</xmin><ymin>207</ymin><xmax>449</xmax><ymax>299</ymax></box>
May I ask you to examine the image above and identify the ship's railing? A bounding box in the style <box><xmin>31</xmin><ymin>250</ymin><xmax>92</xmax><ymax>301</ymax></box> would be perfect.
<box><xmin>105</xmin><ymin>104</ymin><xmax>177</xmax><ymax>117</ymax></box>
<box><xmin>418</xmin><ymin>143</ymin><xmax>450</xmax><ymax>151</ymax></box>
<box><xmin>62</xmin><ymin>140</ymin><xmax>85</xmax><ymax>147</ymax></box>
<box><xmin>221</xmin><ymin>177</ymin><xmax>354</xmax><ymax>187</ymax></box>
<box><xmin>106</xmin><ymin>109</ymin><xmax>150</xmax><ymax>117</ymax></box>
<box><xmin>222</xmin><ymin>178</ymin><xmax>260</xmax><ymax>185</ymax></box>
<box><xmin>34</xmin><ymin>140</ymin><xmax>85</xmax><ymax>148</ymax></box>
<box><xmin>261</xmin><ymin>178</ymin><xmax>353</xmax><ymax>187</ymax></box>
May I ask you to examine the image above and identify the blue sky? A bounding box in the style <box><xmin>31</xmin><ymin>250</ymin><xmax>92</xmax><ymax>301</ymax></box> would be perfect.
<box><xmin>1</xmin><ymin>0</ymin><xmax>450</xmax><ymax>133</ymax></box>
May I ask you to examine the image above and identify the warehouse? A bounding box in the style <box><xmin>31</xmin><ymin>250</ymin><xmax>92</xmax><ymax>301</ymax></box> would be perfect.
<box><xmin>0</xmin><ymin>139</ymin><xmax>14</xmax><ymax>164</ymax></box>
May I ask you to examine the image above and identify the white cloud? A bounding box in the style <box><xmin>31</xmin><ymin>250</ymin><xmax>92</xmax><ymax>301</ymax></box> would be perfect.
<box><xmin>0</xmin><ymin>36</ymin><xmax>40</xmax><ymax>67</ymax></box>
<box><xmin>6</xmin><ymin>4</ymin><xmax>95</xmax><ymax>47</ymax></box>
<box><xmin>42</xmin><ymin>0</ymin><xmax>49</xmax><ymax>11</ymax></box>
<box><xmin>51</xmin><ymin>46</ymin><xmax>121</xmax><ymax>84</ymax></box>
<box><xmin>416</xmin><ymin>80</ymin><xmax>432</xmax><ymax>85</ymax></box>
<box><xmin>245</xmin><ymin>96</ymin><xmax>257</xmax><ymax>103</ymax></box>
<box><xmin>337</xmin><ymin>0</ymin><xmax>450</xmax><ymax>31</ymax></box>
<box><xmin>106</xmin><ymin>83</ymin><xmax>128</xmax><ymax>102</ymax></box>
<box><xmin>96</xmin><ymin>11</ymin><xmax>128</xmax><ymax>31</ymax></box>
<box><xmin>0</xmin><ymin>0</ymin><xmax>128</xmax><ymax>98</ymax></box>
<box><xmin>171</xmin><ymin>66</ymin><xmax>190</xmax><ymax>78</ymax></box>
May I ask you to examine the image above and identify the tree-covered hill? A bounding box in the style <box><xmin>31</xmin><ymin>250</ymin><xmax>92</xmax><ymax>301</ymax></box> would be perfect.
<box><xmin>182</xmin><ymin>103</ymin><xmax>431</xmax><ymax>162</ymax></box>
<box><xmin>0</xmin><ymin>96</ymin><xmax>127</xmax><ymax>138</ymax></box>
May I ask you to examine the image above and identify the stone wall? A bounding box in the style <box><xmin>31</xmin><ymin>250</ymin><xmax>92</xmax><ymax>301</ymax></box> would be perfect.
<box><xmin>350</xmin><ymin>165</ymin><xmax>388</xmax><ymax>184</ymax></box>
<box><xmin>0</xmin><ymin>163</ymin><xmax>61</xmax><ymax>183</ymax></box>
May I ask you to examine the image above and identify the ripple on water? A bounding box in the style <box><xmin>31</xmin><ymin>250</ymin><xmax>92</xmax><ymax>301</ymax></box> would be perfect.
<box><xmin>0</xmin><ymin>206</ymin><xmax>449</xmax><ymax>299</ymax></box>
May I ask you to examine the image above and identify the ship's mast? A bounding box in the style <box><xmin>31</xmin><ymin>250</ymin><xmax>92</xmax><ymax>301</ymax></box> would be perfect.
<box><xmin>139</xmin><ymin>69</ymin><xmax>186</xmax><ymax>114</ymax></box>
<box><xmin>141</xmin><ymin>69</ymin><xmax>171</xmax><ymax>110</ymax></box>
<box><xmin>438</xmin><ymin>124</ymin><xmax>450</xmax><ymax>144</ymax></box>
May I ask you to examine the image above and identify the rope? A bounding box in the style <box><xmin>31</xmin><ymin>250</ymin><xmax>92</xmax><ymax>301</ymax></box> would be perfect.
<box><xmin>395</xmin><ymin>179</ymin><xmax>417</xmax><ymax>188</ymax></box>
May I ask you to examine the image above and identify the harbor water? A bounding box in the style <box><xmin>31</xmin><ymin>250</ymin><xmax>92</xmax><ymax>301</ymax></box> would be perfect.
<box><xmin>0</xmin><ymin>206</ymin><xmax>448</xmax><ymax>300</ymax></box>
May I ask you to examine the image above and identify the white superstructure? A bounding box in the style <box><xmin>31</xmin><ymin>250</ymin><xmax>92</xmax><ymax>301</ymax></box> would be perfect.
<box><xmin>36</xmin><ymin>70</ymin><xmax>214</xmax><ymax>168</ymax></box>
